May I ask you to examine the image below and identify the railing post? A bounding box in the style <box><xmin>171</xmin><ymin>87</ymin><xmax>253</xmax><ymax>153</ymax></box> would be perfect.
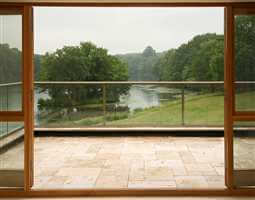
<box><xmin>103</xmin><ymin>84</ymin><xmax>106</xmax><ymax>126</ymax></box>
<box><xmin>6</xmin><ymin>85</ymin><xmax>8</xmax><ymax>111</ymax></box>
<box><xmin>7</xmin><ymin>86</ymin><xmax>9</xmax><ymax>133</ymax></box>
<box><xmin>182</xmin><ymin>86</ymin><xmax>185</xmax><ymax>126</ymax></box>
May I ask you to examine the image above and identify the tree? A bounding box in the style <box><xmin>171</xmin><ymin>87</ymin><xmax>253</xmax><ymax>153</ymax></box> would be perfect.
<box><xmin>39</xmin><ymin>42</ymin><xmax>129</xmax><ymax>112</ymax></box>
<box><xmin>0</xmin><ymin>44</ymin><xmax>22</xmax><ymax>83</ymax></box>
<box><xmin>235</xmin><ymin>16</ymin><xmax>255</xmax><ymax>81</ymax></box>
<box><xmin>0</xmin><ymin>44</ymin><xmax>41</xmax><ymax>83</ymax></box>
<box><xmin>191</xmin><ymin>36</ymin><xmax>224</xmax><ymax>81</ymax></box>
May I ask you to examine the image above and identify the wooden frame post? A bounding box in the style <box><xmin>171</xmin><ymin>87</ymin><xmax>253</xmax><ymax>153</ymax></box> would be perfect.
<box><xmin>23</xmin><ymin>5</ymin><xmax>34</xmax><ymax>191</ymax></box>
<box><xmin>224</xmin><ymin>6</ymin><xmax>234</xmax><ymax>189</ymax></box>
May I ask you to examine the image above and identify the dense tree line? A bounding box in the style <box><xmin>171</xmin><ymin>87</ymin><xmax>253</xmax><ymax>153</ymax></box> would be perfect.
<box><xmin>117</xmin><ymin>34</ymin><xmax>224</xmax><ymax>82</ymax></box>
<box><xmin>155</xmin><ymin>33</ymin><xmax>224</xmax><ymax>82</ymax></box>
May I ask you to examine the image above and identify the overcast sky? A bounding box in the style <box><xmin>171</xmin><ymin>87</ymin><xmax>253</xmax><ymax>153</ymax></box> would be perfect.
<box><xmin>0</xmin><ymin>15</ymin><xmax>22</xmax><ymax>50</ymax></box>
<box><xmin>34</xmin><ymin>7</ymin><xmax>224</xmax><ymax>55</ymax></box>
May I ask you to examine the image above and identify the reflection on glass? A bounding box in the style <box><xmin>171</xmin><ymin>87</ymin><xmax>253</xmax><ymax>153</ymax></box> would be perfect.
<box><xmin>0</xmin><ymin>121</ymin><xmax>24</xmax><ymax>188</ymax></box>
<box><xmin>0</xmin><ymin>15</ymin><xmax>22</xmax><ymax>111</ymax></box>
<box><xmin>234</xmin><ymin>121</ymin><xmax>255</xmax><ymax>170</ymax></box>
<box><xmin>235</xmin><ymin>15</ymin><xmax>255</xmax><ymax>111</ymax></box>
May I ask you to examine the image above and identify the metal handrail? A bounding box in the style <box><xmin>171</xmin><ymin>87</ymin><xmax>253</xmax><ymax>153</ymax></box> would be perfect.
<box><xmin>34</xmin><ymin>81</ymin><xmax>225</xmax><ymax>85</ymax></box>
<box><xmin>0</xmin><ymin>81</ymin><xmax>255</xmax><ymax>87</ymax></box>
<box><xmin>0</xmin><ymin>82</ymin><xmax>22</xmax><ymax>87</ymax></box>
<box><xmin>1</xmin><ymin>81</ymin><xmax>255</xmax><ymax>87</ymax></box>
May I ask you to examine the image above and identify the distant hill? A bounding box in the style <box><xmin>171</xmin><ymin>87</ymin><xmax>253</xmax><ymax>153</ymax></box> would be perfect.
<box><xmin>116</xmin><ymin>46</ymin><xmax>165</xmax><ymax>81</ymax></box>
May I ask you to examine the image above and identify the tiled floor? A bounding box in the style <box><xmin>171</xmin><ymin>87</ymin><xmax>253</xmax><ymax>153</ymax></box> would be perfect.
<box><xmin>33</xmin><ymin>136</ymin><xmax>225</xmax><ymax>189</ymax></box>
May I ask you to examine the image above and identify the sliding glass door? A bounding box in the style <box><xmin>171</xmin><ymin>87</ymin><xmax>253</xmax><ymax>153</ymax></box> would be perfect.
<box><xmin>225</xmin><ymin>6</ymin><xmax>255</xmax><ymax>188</ymax></box>
<box><xmin>233</xmin><ymin>8</ymin><xmax>255</xmax><ymax>187</ymax></box>
<box><xmin>0</xmin><ymin>6</ymin><xmax>34</xmax><ymax>189</ymax></box>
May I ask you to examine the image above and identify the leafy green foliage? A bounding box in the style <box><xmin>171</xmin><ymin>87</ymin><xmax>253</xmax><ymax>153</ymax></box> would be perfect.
<box><xmin>0</xmin><ymin>44</ymin><xmax>22</xmax><ymax>83</ymax></box>
<box><xmin>0</xmin><ymin>44</ymin><xmax>41</xmax><ymax>83</ymax></box>
<box><xmin>235</xmin><ymin>16</ymin><xmax>255</xmax><ymax>81</ymax></box>
<box><xmin>156</xmin><ymin>33</ymin><xmax>224</xmax><ymax>82</ymax></box>
<box><xmin>38</xmin><ymin>42</ymin><xmax>129</xmax><ymax>112</ymax></box>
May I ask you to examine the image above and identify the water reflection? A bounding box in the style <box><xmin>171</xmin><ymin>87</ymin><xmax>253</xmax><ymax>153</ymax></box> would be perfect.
<box><xmin>121</xmin><ymin>85</ymin><xmax>160</xmax><ymax>112</ymax></box>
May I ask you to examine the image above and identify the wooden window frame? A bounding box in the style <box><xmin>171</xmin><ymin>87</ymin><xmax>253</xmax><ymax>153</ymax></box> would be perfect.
<box><xmin>1</xmin><ymin>1</ymin><xmax>255</xmax><ymax>197</ymax></box>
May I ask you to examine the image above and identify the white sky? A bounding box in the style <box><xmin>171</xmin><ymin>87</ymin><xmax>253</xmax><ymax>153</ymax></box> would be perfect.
<box><xmin>0</xmin><ymin>15</ymin><xmax>22</xmax><ymax>50</ymax></box>
<box><xmin>34</xmin><ymin>7</ymin><xmax>224</xmax><ymax>55</ymax></box>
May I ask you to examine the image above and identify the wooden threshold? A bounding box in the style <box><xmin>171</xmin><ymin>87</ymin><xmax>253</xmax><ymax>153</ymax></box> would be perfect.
<box><xmin>1</xmin><ymin>188</ymin><xmax>255</xmax><ymax>197</ymax></box>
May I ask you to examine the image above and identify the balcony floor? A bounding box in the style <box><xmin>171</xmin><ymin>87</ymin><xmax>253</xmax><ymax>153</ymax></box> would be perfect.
<box><xmin>33</xmin><ymin>135</ymin><xmax>225</xmax><ymax>189</ymax></box>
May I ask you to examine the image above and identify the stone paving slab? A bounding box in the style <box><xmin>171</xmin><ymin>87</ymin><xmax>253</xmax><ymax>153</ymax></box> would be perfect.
<box><xmin>32</xmin><ymin>136</ymin><xmax>227</xmax><ymax>189</ymax></box>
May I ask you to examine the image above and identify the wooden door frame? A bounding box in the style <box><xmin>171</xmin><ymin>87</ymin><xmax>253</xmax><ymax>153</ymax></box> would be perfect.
<box><xmin>1</xmin><ymin>1</ymin><xmax>255</xmax><ymax>197</ymax></box>
<box><xmin>23</xmin><ymin>5</ymin><xmax>34</xmax><ymax>191</ymax></box>
<box><xmin>0</xmin><ymin>5</ymin><xmax>34</xmax><ymax>191</ymax></box>
<box><xmin>224</xmin><ymin>5</ymin><xmax>234</xmax><ymax>189</ymax></box>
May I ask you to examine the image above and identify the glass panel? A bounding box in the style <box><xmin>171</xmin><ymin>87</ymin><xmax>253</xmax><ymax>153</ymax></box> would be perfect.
<box><xmin>234</xmin><ymin>121</ymin><xmax>255</xmax><ymax>170</ymax></box>
<box><xmin>0</xmin><ymin>121</ymin><xmax>7</xmax><ymax>137</ymax></box>
<box><xmin>0</xmin><ymin>15</ymin><xmax>22</xmax><ymax>111</ymax></box>
<box><xmin>235</xmin><ymin>15</ymin><xmax>255</xmax><ymax>111</ymax></box>
<box><xmin>184</xmin><ymin>83</ymin><xmax>224</xmax><ymax>126</ymax></box>
<box><xmin>35</xmin><ymin>84</ymin><xmax>104</xmax><ymax>128</ymax></box>
<box><xmin>233</xmin><ymin>121</ymin><xmax>255</xmax><ymax>187</ymax></box>
<box><xmin>0</xmin><ymin>121</ymin><xmax>24</xmax><ymax>188</ymax></box>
